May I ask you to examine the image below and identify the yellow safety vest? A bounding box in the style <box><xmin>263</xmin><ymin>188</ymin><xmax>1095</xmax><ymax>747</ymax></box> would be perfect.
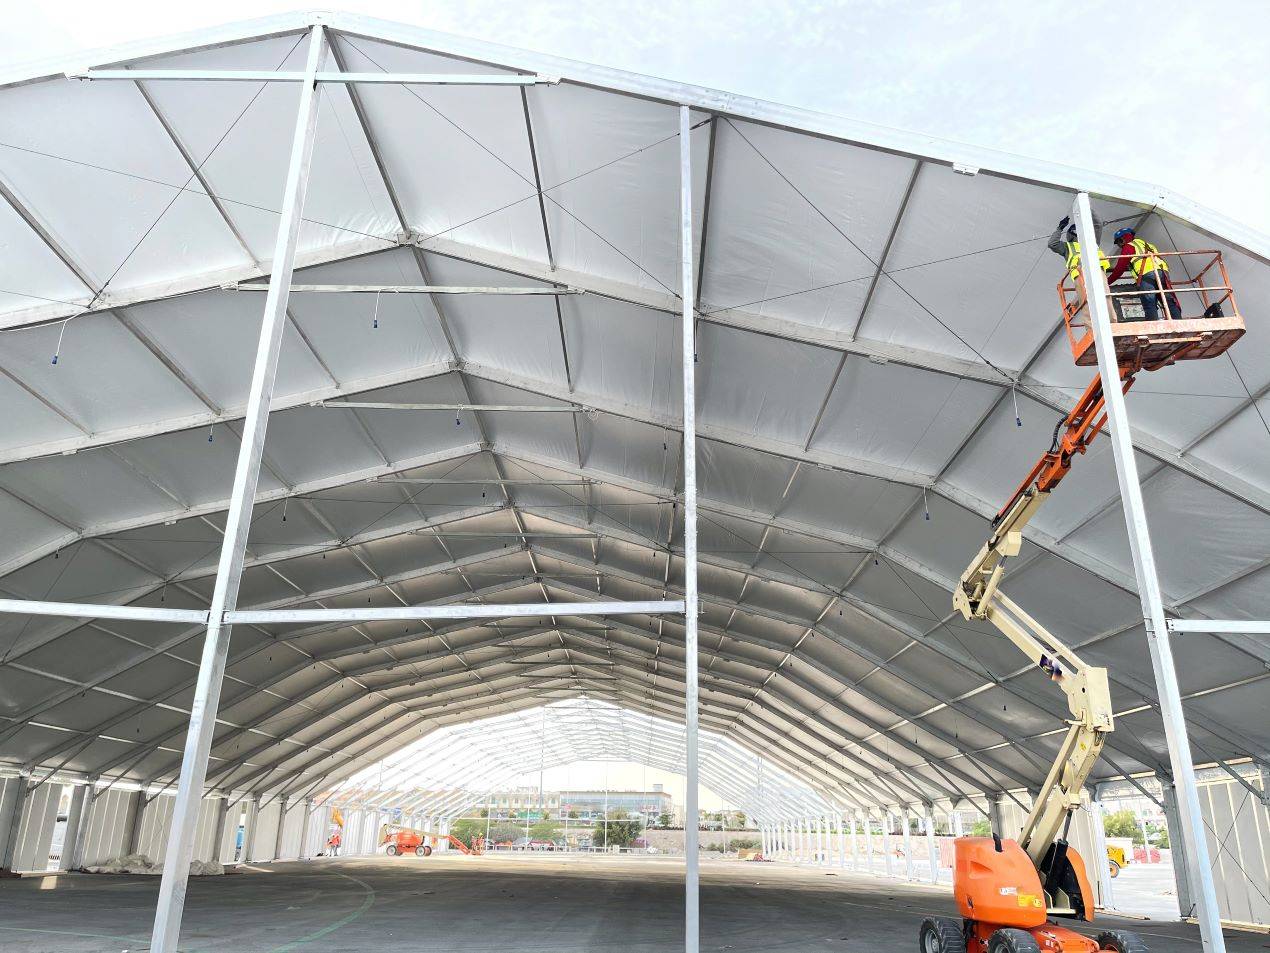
<box><xmin>1064</xmin><ymin>240</ymin><xmax>1111</xmax><ymax>282</ymax></box>
<box><xmin>1128</xmin><ymin>237</ymin><xmax>1169</xmax><ymax>278</ymax></box>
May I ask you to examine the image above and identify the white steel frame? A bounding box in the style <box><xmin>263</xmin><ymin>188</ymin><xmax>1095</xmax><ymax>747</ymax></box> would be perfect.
<box><xmin>0</xmin><ymin>14</ymin><xmax>1254</xmax><ymax>953</ymax></box>
<box><xmin>0</xmin><ymin>25</ymin><xmax>699</xmax><ymax>953</ymax></box>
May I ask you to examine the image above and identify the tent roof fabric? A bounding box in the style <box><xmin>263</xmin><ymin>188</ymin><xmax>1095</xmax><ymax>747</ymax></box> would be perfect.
<box><xmin>332</xmin><ymin>698</ymin><xmax>835</xmax><ymax>824</ymax></box>
<box><xmin>0</xmin><ymin>12</ymin><xmax>1266</xmax><ymax>813</ymax></box>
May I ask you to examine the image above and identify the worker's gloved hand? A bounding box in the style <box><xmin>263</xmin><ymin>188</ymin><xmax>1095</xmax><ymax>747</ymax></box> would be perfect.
<box><xmin>1058</xmin><ymin>216</ymin><xmax>1070</xmax><ymax>229</ymax></box>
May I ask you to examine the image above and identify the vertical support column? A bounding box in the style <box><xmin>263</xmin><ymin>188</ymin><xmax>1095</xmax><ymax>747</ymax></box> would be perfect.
<box><xmin>850</xmin><ymin>813</ymin><xmax>859</xmax><ymax>870</ymax></box>
<box><xmin>272</xmin><ymin>796</ymin><xmax>289</xmax><ymax>861</ymax></box>
<box><xmin>149</xmin><ymin>25</ymin><xmax>327</xmax><ymax>953</ymax></box>
<box><xmin>0</xmin><ymin>776</ymin><xmax>29</xmax><ymax>872</ymax></box>
<box><xmin>678</xmin><ymin>103</ymin><xmax>700</xmax><ymax>953</ymax></box>
<box><xmin>241</xmin><ymin>796</ymin><xmax>260</xmax><ymax>862</ymax></box>
<box><xmin>1160</xmin><ymin>780</ymin><xmax>1194</xmax><ymax>918</ymax></box>
<box><xmin>864</xmin><ymin>813</ymin><xmax>874</xmax><ymax>873</ymax></box>
<box><xmin>903</xmin><ymin>810</ymin><xmax>914</xmax><ymax>880</ymax></box>
<box><xmin>71</xmin><ymin>784</ymin><xmax>101</xmax><ymax>871</ymax></box>
<box><xmin>816</xmin><ymin>816</ymin><xmax>824</xmax><ymax>864</ymax></box>
<box><xmin>1088</xmin><ymin>795</ymin><xmax>1115</xmax><ymax>910</ymax></box>
<box><xmin>926</xmin><ymin>809</ymin><xmax>939</xmax><ymax>883</ymax></box>
<box><xmin>60</xmin><ymin>783</ymin><xmax>89</xmax><ymax>872</ymax></box>
<box><xmin>953</xmin><ymin>811</ymin><xmax>964</xmax><ymax>837</ymax></box>
<box><xmin>211</xmin><ymin>798</ymin><xmax>230</xmax><ymax>865</ymax></box>
<box><xmin>123</xmin><ymin>789</ymin><xmax>148</xmax><ymax>855</ymax></box>
<box><xmin>1073</xmin><ymin>192</ymin><xmax>1224</xmax><ymax>953</ymax></box>
<box><xmin>988</xmin><ymin>794</ymin><xmax>1004</xmax><ymax>837</ymax></box>
<box><xmin>298</xmin><ymin>799</ymin><xmax>313</xmax><ymax>861</ymax></box>
<box><xmin>837</xmin><ymin>812</ymin><xmax>846</xmax><ymax>868</ymax></box>
<box><xmin>883</xmin><ymin>812</ymin><xmax>894</xmax><ymax>877</ymax></box>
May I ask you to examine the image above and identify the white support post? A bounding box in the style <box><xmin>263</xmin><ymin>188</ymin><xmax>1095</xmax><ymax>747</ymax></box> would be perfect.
<box><xmin>816</xmin><ymin>816</ymin><xmax>825</xmax><ymax>864</ymax></box>
<box><xmin>926</xmin><ymin>810</ymin><xmax>939</xmax><ymax>884</ymax></box>
<box><xmin>679</xmin><ymin>103</ymin><xmax>700</xmax><ymax>953</ymax></box>
<box><xmin>1160</xmin><ymin>780</ymin><xmax>1194</xmax><ymax>918</ymax></box>
<box><xmin>1073</xmin><ymin>191</ymin><xmax>1225</xmax><ymax>953</ymax></box>
<box><xmin>149</xmin><ymin>26</ymin><xmax>327</xmax><ymax>953</ymax></box>
<box><xmin>272</xmin><ymin>796</ymin><xmax>289</xmax><ymax>861</ymax></box>
<box><xmin>60</xmin><ymin>783</ymin><xmax>88</xmax><ymax>872</ymax></box>
<box><xmin>299</xmin><ymin>799</ymin><xmax>314</xmax><ymax>861</ymax></box>
<box><xmin>850</xmin><ymin>813</ymin><xmax>859</xmax><ymax>870</ymax></box>
<box><xmin>903</xmin><ymin>810</ymin><xmax>914</xmax><ymax>881</ymax></box>
<box><xmin>71</xmin><ymin>785</ymin><xmax>102</xmax><ymax>871</ymax></box>
<box><xmin>988</xmin><ymin>795</ymin><xmax>1004</xmax><ymax>837</ymax></box>
<box><xmin>0</xmin><ymin>776</ymin><xmax>29</xmax><ymax>872</ymax></box>
<box><xmin>883</xmin><ymin>812</ymin><xmax>894</xmax><ymax>877</ymax></box>
<box><xmin>1089</xmin><ymin>796</ymin><xmax>1114</xmax><ymax>910</ymax></box>
<box><xmin>837</xmin><ymin>812</ymin><xmax>846</xmax><ymax>868</ymax></box>
<box><xmin>211</xmin><ymin>798</ymin><xmax>230</xmax><ymax>864</ymax></box>
<box><xmin>864</xmin><ymin>813</ymin><xmax>874</xmax><ymax>874</ymax></box>
<box><xmin>241</xmin><ymin>796</ymin><xmax>260</xmax><ymax>863</ymax></box>
<box><xmin>124</xmin><ymin>789</ymin><xmax>147</xmax><ymax>855</ymax></box>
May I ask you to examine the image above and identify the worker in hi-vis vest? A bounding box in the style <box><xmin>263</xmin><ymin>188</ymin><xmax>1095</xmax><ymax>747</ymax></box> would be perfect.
<box><xmin>1048</xmin><ymin>212</ymin><xmax>1110</xmax><ymax>288</ymax></box>
<box><xmin>1106</xmin><ymin>226</ymin><xmax>1182</xmax><ymax>321</ymax></box>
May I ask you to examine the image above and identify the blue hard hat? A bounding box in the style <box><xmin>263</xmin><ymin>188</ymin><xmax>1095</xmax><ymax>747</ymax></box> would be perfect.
<box><xmin>1113</xmin><ymin>227</ymin><xmax>1135</xmax><ymax>244</ymax></box>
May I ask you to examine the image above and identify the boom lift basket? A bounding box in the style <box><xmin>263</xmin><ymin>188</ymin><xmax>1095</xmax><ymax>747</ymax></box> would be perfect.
<box><xmin>1059</xmin><ymin>249</ymin><xmax>1245</xmax><ymax>368</ymax></box>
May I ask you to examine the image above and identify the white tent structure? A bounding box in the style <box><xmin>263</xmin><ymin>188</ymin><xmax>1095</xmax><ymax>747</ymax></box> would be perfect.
<box><xmin>0</xmin><ymin>11</ymin><xmax>1266</xmax><ymax>953</ymax></box>
<box><xmin>329</xmin><ymin>697</ymin><xmax>837</xmax><ymax>827</ymax></box>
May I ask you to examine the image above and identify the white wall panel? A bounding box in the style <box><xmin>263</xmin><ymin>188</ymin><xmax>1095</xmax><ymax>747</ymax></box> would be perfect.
<box><xmin>249</xmin><ymin>799</ymin><xmax>282</xmax><ymax>862</ymax></box>
<box><xmin>1200</xmin><ymin>774</ymin><xmax>1270</xmax><ymax>928</ymax></box>
<box><xmin>192</xmin><ymin>797</ymin><xmax>223</xmax><ymax>864</ymax></box>
<box><xmin>77</xmin><ymin>788</ymin><xmax>136</xmax><ymax>867</ymax></box>
<box><xmin>134</xmin><ymin>793</ymin><xmax>175</xmax><ymax>862</ymax></box>
<box><xmin>12</xmin><ymin>780</ymin><xmax>60</xmax><ymax>871</ymax></box>
<box><xmin>277</xmin><ymin>799</ymin><xmax>305</xmax><ymax>860</ymax></box>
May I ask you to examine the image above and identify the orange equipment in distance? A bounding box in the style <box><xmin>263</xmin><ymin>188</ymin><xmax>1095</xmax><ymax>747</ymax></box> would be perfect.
<box><xmin>378</xmin><ymin>823</ymin><xmax>482</xmax><ymax>857</ymax></box>
<box><xmin>919</xmin><ymin>231</ymin><xmax>1246</xmax><ymax>953</ymax></box>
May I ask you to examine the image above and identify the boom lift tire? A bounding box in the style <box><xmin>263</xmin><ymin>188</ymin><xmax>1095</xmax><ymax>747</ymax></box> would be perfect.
<box><xmin>416</xmin><ymin>845</ymin><xmax>432</xmax><ymax>856</ymax></box>
<box><xmin>919</xmin><ymin>917</ymin><xmax>965</xmax><ymax>953</ymax></box>
<box><xmin>988</xmin><ymin>928</ymin><xmax>1041</xmax><ymax>953</ymax></box>
<box><xmin>385</xmin><ymin>844</ymin><xmax>398</xmax><ymax>856</ymax></box>
<box><xmin>1108</xmin><ymin>859</ymin><xmax>1120</xmax><ymax>878</ymax></box>
<box><xmin>1095</xmin><ymin>931</ymin><xmax>1148</xmax><ymax>953</ymax></box>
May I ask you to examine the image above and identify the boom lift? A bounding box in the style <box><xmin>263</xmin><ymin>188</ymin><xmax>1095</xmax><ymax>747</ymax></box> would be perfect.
<box><xmin>379</xmin><ymin>822</ymin><xmax>483</xmax><ymax>856</ymax></box>
<box><xmin>918</xmin><ymin>239</ymin><xmax>1245</xmax><ymax>953</ymax></box>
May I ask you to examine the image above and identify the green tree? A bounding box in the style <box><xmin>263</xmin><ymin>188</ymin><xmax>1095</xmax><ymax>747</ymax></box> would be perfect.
<box><xmin>970</xmin><ymin>818</ymin><xmax>992</xmax><ymax>836</ymax></box>
<box><xmin>594</xmin><ymin>811</ymin><xmax>643</xmax><ymax>848</ymax></box>
<box><xmin>1103</xmin><ymin>809</ymin><xmax>1143</xmax><ymax>844</ymax></box>
<box><xmin>654</xmin><ymin>812</ymin><xmax>674</xmax><ymax>829</ymax></box>
<box><xmin>529</xmin><ymin>821</ymin><xmax>561</xmax><ymax>841</ymax></box>
<box><xmin>448</xmin><ymin>818</ymin><xmax>484</xmax><ymax>847</ymax></box>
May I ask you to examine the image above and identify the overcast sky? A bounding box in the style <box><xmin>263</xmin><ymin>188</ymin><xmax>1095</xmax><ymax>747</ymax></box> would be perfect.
<box><xmin>4</xmin><ymin>0</ymin><xmax>1267</xmax><ymax>232</ymax></box>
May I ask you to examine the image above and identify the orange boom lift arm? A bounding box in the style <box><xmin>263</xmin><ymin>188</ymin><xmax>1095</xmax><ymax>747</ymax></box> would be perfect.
<box><xmin>923</xmin><ymin>244</ymin><xmax>1248</xmax><ymax>953</ymax></box>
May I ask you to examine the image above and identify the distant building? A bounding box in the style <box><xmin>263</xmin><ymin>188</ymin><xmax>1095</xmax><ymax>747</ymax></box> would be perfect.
<box><xmin>558</xmin><ymin>790</ymin><xmax>673</xmax><ymax>825</ymax></box>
